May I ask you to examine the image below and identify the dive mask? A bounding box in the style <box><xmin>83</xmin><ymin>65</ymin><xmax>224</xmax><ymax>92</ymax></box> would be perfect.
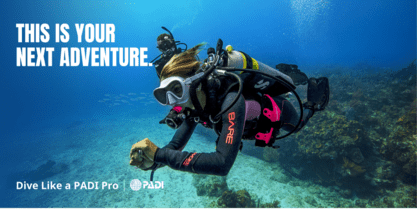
<box><xmin>157</xmin><ymin>38</ymin><xmax>174</xmax><ymax>52</ymax></box>
<box><xmin>153</xmin><ymin>76</ymin><xmax>190</xmax><ymax>106</ymax></box>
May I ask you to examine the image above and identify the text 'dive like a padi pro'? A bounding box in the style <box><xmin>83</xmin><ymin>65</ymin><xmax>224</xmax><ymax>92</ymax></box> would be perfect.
<box><xmin>16</xmin><ymin>181</ymin><xmax>119</xmax><ymax>190</ymax></box>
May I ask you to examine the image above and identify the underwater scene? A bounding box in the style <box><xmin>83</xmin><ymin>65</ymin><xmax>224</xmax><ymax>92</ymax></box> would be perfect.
<box><xmin>0</xmin><ymin>0</ymin><xmax>415</xmax><ymax>208</ymax></box>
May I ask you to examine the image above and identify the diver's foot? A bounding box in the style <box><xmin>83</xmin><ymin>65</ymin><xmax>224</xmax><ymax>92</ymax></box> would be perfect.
<box><xmin>276</xmin><ymin>63</ymin><xmax>309</xmax><ymax>86</ymax></box>
<box><xmin>304</xmin><ymin>77</ymin><xmax>330</xmax><ymax>111</ymax></box>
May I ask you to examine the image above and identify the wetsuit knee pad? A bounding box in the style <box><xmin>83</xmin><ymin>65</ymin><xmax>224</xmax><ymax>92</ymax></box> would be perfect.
<box><xmin>245</xmin><ymin>100</ymin><xmax>261</xmax><ymax>120</ymax></box>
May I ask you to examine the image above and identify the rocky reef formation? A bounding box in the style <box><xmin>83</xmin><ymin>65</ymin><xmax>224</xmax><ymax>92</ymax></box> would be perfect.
<box><xmin>209</xmin><ymin>189</ymin><xmax>280</xmax><ymax>208</ymax></box>
<box><xmin>192</xmin><ymin>175</ymin><xmax>228</xmax><ymax>197</ymax></box>
<box><xmin>192</xmin><ymin>174</ymin><xmax>282</xmax><ymax>208</ymax></box>
<box><xmin>261</xmin><ymin>60</ymin><xmax>416</xmax><ymax>207</ymax></box>
<box><xmin>194</xmin><ymin>61</ymin><xmax>416</xmax><ymax>207</ymax></box>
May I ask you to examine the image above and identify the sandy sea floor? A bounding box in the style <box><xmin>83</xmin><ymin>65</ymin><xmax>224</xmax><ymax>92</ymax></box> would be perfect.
<box><xmin>4</xmin><ymin>112</ymin><xmax>352</xmax><ymax>208</ymax></box>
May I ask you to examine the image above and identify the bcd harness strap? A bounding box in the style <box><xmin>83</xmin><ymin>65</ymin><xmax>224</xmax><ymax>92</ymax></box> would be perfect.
<box><xmin>246</xmin><ymin>94</ymin><xmax>282</xmax><ymax>148</ymax></box>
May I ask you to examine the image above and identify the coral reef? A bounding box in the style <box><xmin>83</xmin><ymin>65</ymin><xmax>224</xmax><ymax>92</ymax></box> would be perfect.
<box><xmin>209</xmin><ymin>190</ymin><xmax>255</xmax><ymax>208</ymax></box>
<box><xmin>262</xmin><ymin>147</ymin><xmax>280</xmax><ymax>162</ymax></box>
<box><xmin>383</xmin><ymin>107</ymin><xmax>416</xmax><ymax>176</ymax></box>
<box><xmin>348</xmin><ymin>147</ymin><xmax>364</xmax><ymax>164</ymax></box>
<box><xmin>192</xmin><ymin>174</ymin><xmax>228</xmax><ymax>197</ymax></box>
<box><xmin>294</xmin><ymin>111</ymin><xmax>367</xmax><ymax>160</ymax></box>
<box><xmin>342</xmin><ymin>157</ymin><xmax>366</xmax><ymax>177</ymax></box>
<box><xmin>354</xmin><ymin>183</ymin><xmax>416</xmax><ymax>208</ymax></box>
<box><xmin>209</xmin><ymin>189</ymin><xmax>279</xmax><ymax>208</ymax></box>
<box><xmin>195</xmin><ymin>61</ymin><xmax>416</xmax><ymax>207</ymax></box>
<box><xmin>270</xmin><ymin>60</ymin><xmax>416</xmax><ymax>203</ymax></box>
<box><xmin>258</xmin><ymin>200</ymin><xmax>280</xmax><ymax>208</ymax></box>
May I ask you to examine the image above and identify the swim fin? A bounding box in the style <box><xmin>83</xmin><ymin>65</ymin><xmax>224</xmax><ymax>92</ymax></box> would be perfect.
<box><xmin>276</xmin><ymin>63</ymin><xmax>309</xmax><ymax>86</ymax></box>
<box><xmin>304</xmin><ymin>77</ymin><xmax>330</xmax><ymax>111</ymax></box>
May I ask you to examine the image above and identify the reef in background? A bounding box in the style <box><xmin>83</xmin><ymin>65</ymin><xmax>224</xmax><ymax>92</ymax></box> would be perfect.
<box><xmin>262</xmin><ymin>60</ymin><xmax>416</xmax><ymax>207</ymax></box>
<box><xmin>192</xmin><ymin>60</ymin><xmax>416</xmax><ymax>208</ymax></box>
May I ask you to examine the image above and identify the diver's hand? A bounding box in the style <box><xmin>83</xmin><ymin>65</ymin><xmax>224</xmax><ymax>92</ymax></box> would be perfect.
<box><xmin>129</xmin><ymin>138</ymin><xmax>159</xmax><ymax>170</ymax></box>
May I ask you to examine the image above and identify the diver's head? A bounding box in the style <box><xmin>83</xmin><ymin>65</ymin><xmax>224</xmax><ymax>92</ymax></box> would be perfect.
<box><xmin>153</xmin><ymin>43</ymin><xmax>206</xmax><ymax>107</ymax></box>
<box><xmin>157</xmin><ymin>33</ymin><xmax>175</xmax><ymax>52</ymax></box>
<box><xmin>153</xmin><ymin>76</ymin><xmax>191</xmax><ymax>106</ymax></box>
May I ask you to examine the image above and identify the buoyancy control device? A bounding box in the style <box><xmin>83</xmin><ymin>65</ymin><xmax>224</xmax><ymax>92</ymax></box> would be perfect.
<box><xmin>161</xmin><ymin>39</ymin><xmax>303</xmax><ymax>143</ymax></box>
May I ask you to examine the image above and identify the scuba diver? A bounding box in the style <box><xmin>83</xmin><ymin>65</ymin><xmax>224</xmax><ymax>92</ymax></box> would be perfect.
<box><xmin>130</xmin><ymin>40</ymin><xmax>330</xmax><ymax>178</ymax></box>
<box><xmin>150</xmin><ymin>27</ymin><xmax>188</xmax><ymax>79</ymax></box>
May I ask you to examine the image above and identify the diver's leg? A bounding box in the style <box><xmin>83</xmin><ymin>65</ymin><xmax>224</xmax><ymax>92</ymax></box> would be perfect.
<box><xmin>276</xmin><ymin>63</ymin><xmax>309</xmax><ymax>86</ymax></box>
<box><xmin>273</xmin><ymin>96</ymin><xmax>314</xmax><ymax>133</ymax></box>
<box><xmin>275</xmin><ymin>76</ymin><xmax>329</xmax><ymax>132</ymax></box>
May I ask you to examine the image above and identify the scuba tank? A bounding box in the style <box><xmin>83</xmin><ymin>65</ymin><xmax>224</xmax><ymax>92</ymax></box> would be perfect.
<box><xmin>224</xmin><ymin>45</ymin><xmax>295</xmax><ymax>97</ymax></box>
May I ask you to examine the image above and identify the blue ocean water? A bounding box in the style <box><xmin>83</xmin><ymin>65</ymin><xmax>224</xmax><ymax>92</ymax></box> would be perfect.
<box><xmin>0</xmin><ymin>0</ymin><xmax>415</xmax><ymax>207</ymax></box>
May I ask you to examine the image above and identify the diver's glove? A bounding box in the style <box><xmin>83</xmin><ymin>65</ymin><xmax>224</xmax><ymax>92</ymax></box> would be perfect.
<box><xmin>304</xmin><ymin>77</ymin><xmax>330</xmax><ymax>111</ymax></box>
<box><xmin>129</xmin><ymin>138</ymin><xmax>159</xmax><ymax>170</ymax></box>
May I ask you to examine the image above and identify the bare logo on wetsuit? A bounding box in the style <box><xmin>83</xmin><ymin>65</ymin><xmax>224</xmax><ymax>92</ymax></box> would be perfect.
<box><xmin>254</xmin><ymin>79</ymin><xmax>269</xmax><ymax>90</ymax></box>
<box><xmin>226</xmin><ymin>112</ymin><xmax>235</xmax><ymax>144</ymax></box>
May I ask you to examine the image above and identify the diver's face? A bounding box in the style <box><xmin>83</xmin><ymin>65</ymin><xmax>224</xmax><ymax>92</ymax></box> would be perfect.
<box><xmin>175</xmin><ymin>96</ymin><xmax>194</xmax><ymax>109</ymax></box>
<box><xmin>157</xmin><ymin>39</ymin><xmax>173</xmax><ymax>52</ymax></box>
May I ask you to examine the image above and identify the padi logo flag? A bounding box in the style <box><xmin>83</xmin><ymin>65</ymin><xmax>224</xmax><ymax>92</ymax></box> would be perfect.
<box><xmin>130</xmin><ymin>179</ymin><xmax>164</xmax><ymax>191</ymax></box>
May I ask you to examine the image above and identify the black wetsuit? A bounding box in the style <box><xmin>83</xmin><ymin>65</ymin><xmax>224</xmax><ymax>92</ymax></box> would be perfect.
<box><xmin>154</xmin><ymin>92</ymin><xmax>314</xmax><ymax>176</ymax></box>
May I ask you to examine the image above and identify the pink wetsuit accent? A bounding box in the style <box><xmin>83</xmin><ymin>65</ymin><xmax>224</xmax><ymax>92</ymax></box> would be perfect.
<box><xmin>263</xmin><ymin>94</ymin><xmax>281</xmax><ymax>122</ymax></box>
<box><xmin>173</xmin><ymin>106</ymin><xmax>182</xmax><ymax>113</ymax></box>
<box><xmin>255</xmin><ymin>127</ymin><xmax>274</xmax><ymax>144</ymax></box>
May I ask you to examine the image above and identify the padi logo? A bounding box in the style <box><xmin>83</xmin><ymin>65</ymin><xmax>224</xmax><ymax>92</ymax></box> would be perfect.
<box><xmin>130</xmin><ymin>179</ymin><xmax>164</xmax><ymax>191</ymax></box>
<box><xmin>130</xmin><ymin>179</ymin><xmax>142</xmax><ymax>191</ymax></box>
<box><xmin>254</xmin><ymin>79</ymin><xmax>269</xmax><ymax>90</ymax></box>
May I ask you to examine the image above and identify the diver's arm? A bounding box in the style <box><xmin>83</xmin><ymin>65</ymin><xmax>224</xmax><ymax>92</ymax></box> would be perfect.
<box><xmin>162</xmin><ymin>118</ymin><xmax>197</xmax><ymax>151</ymax></box>
<box><xmin>154</xmin><ymin>92</ymin><xmax>245</xmax><ymax>176</ymax></box>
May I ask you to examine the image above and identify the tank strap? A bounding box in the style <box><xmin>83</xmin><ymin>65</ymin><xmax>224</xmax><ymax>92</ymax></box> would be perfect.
<box><xmin>238</xmin><ymin>51</ymin><xmax>253</xmax><ymax>69</ymax></box>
